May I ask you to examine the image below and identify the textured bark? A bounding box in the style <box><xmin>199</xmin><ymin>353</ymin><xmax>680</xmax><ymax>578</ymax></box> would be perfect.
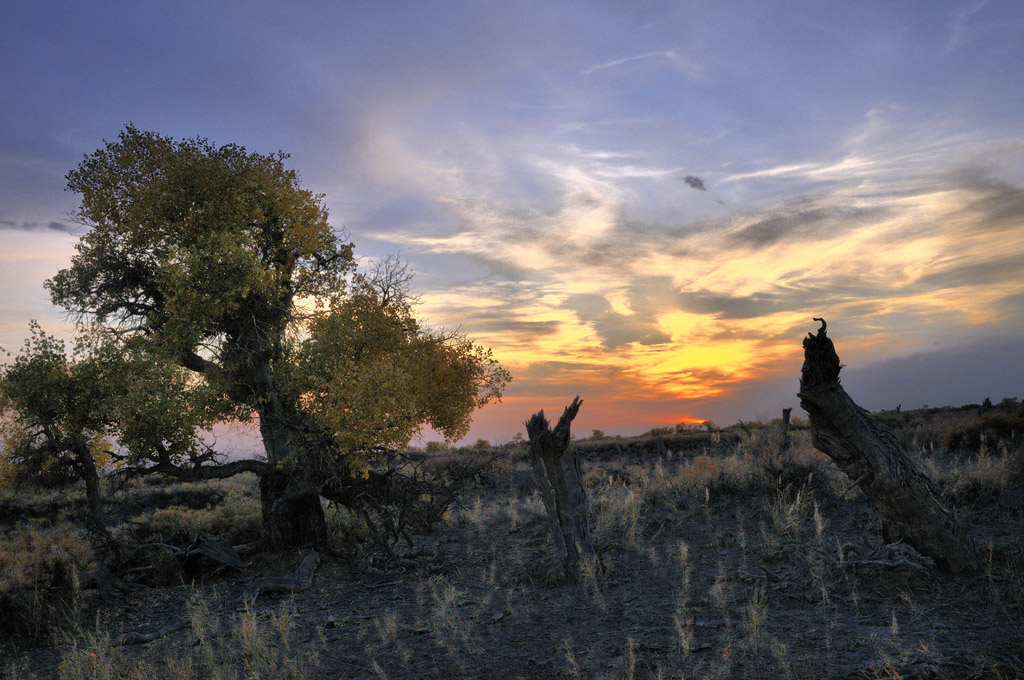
<box><xmin>525</xmin><ymin>396</ymin><xmax>596</xmax><ymax>579</ymax></box>
<box><xmin>798</xmin><ymin>319</ymin><xmax>979</xmax><ymax>574</ymax></box>
<box><xmin>256</xmin><ymin>409</ymin><xmax>329</xmax><ymax>551</ymax></box>
<box><xmin>66</xmin><ymin>434</ymin><xmax>109</xmax><ymax>541</ymax></box>
<box><xmin>259</xmin><ymin>471</ymin><xmax>328</xmax><ymax>551</ymax></box>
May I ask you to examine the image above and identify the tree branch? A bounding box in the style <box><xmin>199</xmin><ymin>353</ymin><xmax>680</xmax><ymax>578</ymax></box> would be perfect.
<box><xmin>179</xmin><ymin>350</ymin><xmax>225</xmax><ymax>378</ymax></box>
<box><xmin>131</xmin><ymin>458</ymin><xmax>270</xmax><ymax>481</ymax></box>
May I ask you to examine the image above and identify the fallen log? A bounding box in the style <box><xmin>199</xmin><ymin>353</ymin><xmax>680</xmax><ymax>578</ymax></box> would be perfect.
<box><xmin>798</xmin><ymin>319</ymin><xmax>979</xmax><ymax>574</ymax></box>
<box><xmin>185</xmin><ymin>534</ymin><xmax>243</xmax><ymax>570</ymax></box>
<box><xmin>118</xmin><ymin>616</ymin><xmax>190</xmax><ymax>646</ymax></box>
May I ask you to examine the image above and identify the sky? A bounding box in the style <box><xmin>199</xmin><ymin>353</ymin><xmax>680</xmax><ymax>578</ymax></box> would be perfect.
<box><xmin>2</xmin><ymin>0</ymin><xmax>1023</xmax><ymax>446</ymax></box>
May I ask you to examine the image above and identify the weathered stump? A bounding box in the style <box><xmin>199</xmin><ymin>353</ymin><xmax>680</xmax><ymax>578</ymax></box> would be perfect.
<box><xmin>525</xmin><ymin>396</ymin><xmax>597</xmax><ymax>579</ymax></box>
<box><xmin>798</xmin><ymin>319</ymin><xmax>979</xmax><ymax>574</ymax></box>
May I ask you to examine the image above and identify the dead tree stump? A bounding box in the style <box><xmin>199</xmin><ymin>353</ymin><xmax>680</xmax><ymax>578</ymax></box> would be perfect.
<box><xmin>525</xmin><ymin>396</ymin><xmax>597</xmax><ymax>579</ymax></box>
<box><xmin>798</xmin><ymin>319</ymin><xmax>979</xmax><ymax>574</ymax></box>
<box><xmin>780</xmin><ymin>407</ymin><xmax>793</xmax><ymax>451</ymax></box>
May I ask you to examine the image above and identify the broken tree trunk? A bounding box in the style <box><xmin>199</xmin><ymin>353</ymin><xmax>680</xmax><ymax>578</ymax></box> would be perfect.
<box><xmin>525</xmin><ymin>396</ymin><xmax>597</xmax><ymax>579</ymax></box>
<box><xmin>798</xmin><ymin>318</ymin><xmax>979</xmax><ymax>575</ymax></box>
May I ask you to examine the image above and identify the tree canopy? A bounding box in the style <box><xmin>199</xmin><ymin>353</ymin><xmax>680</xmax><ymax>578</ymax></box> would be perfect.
<box><xmin>26</xmin><ymin>125</ymin><xmax>510</xmax><ymax>548</ymax></box>
<box><xmin>0</xmin><ymin>324</ymin><xmax>228</xmax><ymax>531</ymax></box>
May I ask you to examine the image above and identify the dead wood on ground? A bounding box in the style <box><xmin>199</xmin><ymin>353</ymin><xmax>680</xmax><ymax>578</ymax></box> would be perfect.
<box><xmin>798</xmin><ymin>318</ymin><xmax>980</xmax><ymax>575</ymax></box>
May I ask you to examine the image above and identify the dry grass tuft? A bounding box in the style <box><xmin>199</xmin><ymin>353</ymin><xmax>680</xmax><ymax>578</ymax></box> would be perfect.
<box><xmin>0</xmin><ymin>522</ymin><xmax>95</xmax><ymax>643</ymax></box>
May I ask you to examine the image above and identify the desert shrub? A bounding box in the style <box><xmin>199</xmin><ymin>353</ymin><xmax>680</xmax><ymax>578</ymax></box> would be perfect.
<box><xmin>504</xmin><ymin>460</ymin><xmax>536</xmax><ymax>497</ymax></box>
<box><xmin>685</xmin><ymin>454</ymin><xmax>758</xmax><ymax>496</ymax></box>
<box><xmin>756</xmin><ymin>448</ymin><xmax>835</xmax><ymax>502</ymax></box>
<box><xmin>112</xmin><ymin>475</ymin><xmax>257</xmax><ymax>518</ymax></box>
<box><xmin>945</xmin><ymin>448</ymin><xmax>1024</xmax><ymax>507</ymax></box>
<box><xmin>0</xmin><ymin>485</ymin><xmax>84</xmax><ymax>525</ymax></box>
<box><xmin>945</xmin><ymin>412</ymin><xmax>1024</xmax><ymax>453</ymax></box>
<box><xmin>0</xmin><ymin>522</ymin><xmax>95</xmax><ymax>642</ymax></box>
<box><xmin>736</xmin><ymin>422</ymin><xmax>789</xmax><ymax>459</ymax></box>
<box><xmin>424</xmin><ymin>441</ymin><xmax>447</xmax><ymax>454</ymax></box>
<box><xmin>343</xmin><ymin>454</ymin><xmax>487</xmax><ymax>566</ymax></box>
<box><xmin>642</xmin><ymin>454</ymin><xmax>759</xmax><ymax>512</ymax></box>
<box><xmin>124</xmin><ymin>491</ymin><xmax>261</xmax><ymax>546</ymax></box>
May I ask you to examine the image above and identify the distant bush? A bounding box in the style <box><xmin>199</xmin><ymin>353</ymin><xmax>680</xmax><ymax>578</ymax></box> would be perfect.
<box><xmin>945</xmin><ymin>448</ymin><xmax>1024</xmax><ymax>506</ymax></box>
<box><xmin>944</xmin><ymin>412</ymin><xmax>1024</xmax><ymax>452</ymax></box>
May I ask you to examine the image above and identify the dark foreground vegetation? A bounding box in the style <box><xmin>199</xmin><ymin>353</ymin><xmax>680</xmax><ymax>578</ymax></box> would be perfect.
<box><xmin>2</xmin><ymin>400</ymin><xmax>1022</xmax><ymax>679</ymax></box>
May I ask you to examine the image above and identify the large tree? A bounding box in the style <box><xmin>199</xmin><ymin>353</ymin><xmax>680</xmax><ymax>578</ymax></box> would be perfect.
<box><xmin>47</xmin><ymin>125</ymin><xmax>509</xmax><ymax>549</ymax></box>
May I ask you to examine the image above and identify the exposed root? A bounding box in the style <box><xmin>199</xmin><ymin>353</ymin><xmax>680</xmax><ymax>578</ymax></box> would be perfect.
<box><xmin>243</xmin><ymin>550</ymin><xmax>320</xmax><ymax>605</ymax></box>
<box><xmin>117</xmin><ymin>616</ymin><xmax>190</xmax><ymax>646</ymax></box>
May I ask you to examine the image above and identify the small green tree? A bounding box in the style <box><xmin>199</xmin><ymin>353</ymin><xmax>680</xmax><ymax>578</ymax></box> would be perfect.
<box><xmin>0</xmin><ymin>325</ymin><xmax>116</xmax><ymax>536</ymax></box>
<box><xmin>0</xmin><ymin>324</ymin><xmax>227</xmax><ymax>538</ymax></box>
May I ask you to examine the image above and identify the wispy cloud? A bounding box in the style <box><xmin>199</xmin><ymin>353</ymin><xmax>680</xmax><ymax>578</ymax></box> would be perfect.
<box><xmin>946</xmin><ymin>0</ymin><xmax>992</xmax><ymax>53</ymax></box>
<box><xmin>363</xmin><ymin>122</ymin><xmax>1024</xmax><ymax>437</ymax></box>
<box><xmin>580</xmin><ymin>49</ymin><xmax>700</xmax><ymax>78</ymax></box>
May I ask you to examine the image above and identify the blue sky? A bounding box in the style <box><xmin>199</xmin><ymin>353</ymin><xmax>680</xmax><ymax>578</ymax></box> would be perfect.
<box><xmin>2</xmin><ymin>1</ymin><xmax>1023</xmax><ymax>443</ymax></box>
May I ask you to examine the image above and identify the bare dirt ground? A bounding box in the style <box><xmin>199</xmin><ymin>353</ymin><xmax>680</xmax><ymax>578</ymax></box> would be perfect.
<box><xmin>6</xmin><ymin>440</ymin><xmax>1024</xmax><ymax>679</ymax></box>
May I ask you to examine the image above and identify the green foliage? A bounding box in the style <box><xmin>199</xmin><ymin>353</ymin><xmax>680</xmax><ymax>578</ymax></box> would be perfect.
<box><xmin>293</xmin><ymin>276</ymin><xmax>509</xmax><ymax>459</ymax></box>
<box><xmin>0</xmin><ymin>324</ymin><xmax>225</xmax><ymax>491</ymax></box>
<box><xmin>22</xmin><ymin>125</ymin><xmax>509</xmax><ymax>547</ymax></box>
<box><xmin>49</xmin><ymin>125</ymin><xmax>350</xmax><ymax>344</ymax></box>
<box><xmin>0</xmin><ymin>324</ymin><xmax>111</xmax><ymax>489</ymax></box>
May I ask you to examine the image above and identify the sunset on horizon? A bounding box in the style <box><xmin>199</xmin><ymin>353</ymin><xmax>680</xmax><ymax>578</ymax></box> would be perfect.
<box><xmin>2</xmin><ymin>1</ymin><xmax>1022</xmax><ymax>445</ymax></box>
<box><xmin>5</xmin><ymin>4</ymin><xmax>1024</xmax><ymax>676</ymax></box>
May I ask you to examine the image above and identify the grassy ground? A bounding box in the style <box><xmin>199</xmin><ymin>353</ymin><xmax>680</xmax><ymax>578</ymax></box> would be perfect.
<box><xmin>2</xmin><ymin>405</ymin><xmax>1023</xmax><ymax>679</ymax></box>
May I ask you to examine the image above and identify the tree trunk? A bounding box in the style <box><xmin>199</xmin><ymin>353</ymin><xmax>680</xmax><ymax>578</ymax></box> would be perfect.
<box><xmin>525</xmin><ymin>396</ymin><xmax>596</xmax><ymax>579</ymax></box>
<box><xmin>257</xmin><ymin>413</ymin><xmax>328</xmax><ymax>551</ymax></box>
<box><xmin>259</xmin><ymin>471</ymin><xmax>328</xmax><ymax>551</ymax></box>
<box><xmin>67</xmin><ymin>434</ymin><xmax>109</xmax><ymax>542</ymax></box>
<box><xmin>798</xmin><ymin>319</ymin><xmax>979</xmax><ymax>574</ymax></box>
